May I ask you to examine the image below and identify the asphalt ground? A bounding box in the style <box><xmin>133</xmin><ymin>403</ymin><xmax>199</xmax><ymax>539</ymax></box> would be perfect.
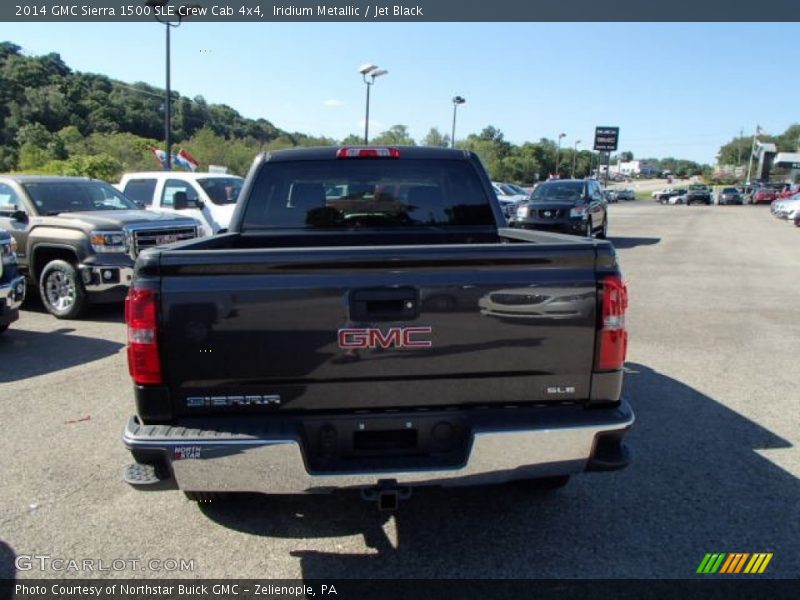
<box><xmin>1</xmin><ymin>201</ymin><xmax>798</xmax><ymax>580</ymax></box>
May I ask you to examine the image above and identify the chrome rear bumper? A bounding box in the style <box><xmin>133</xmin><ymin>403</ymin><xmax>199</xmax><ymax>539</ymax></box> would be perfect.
<box><xmin>123</xmin><ymin>401</ymin><xmax>634</xmax><ymax>494</ymax></box>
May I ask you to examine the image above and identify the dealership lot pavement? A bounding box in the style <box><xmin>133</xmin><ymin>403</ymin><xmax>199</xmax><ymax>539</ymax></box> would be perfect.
<box><xmin>1</xmin><ymin>202</ymin><xmax>798</xmax><ymax>579</ymax></box>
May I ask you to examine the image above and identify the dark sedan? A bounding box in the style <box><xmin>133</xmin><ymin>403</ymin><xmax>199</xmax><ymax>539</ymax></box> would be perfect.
<box><xmin>509</xmin><ymin>179</ymin><xmax>608</xmax><ymax>239</ymax></box>
<box><xmin>718</xmin><ymin>187</ymin><xmax>743</xmax><ymax>205</ymax></box>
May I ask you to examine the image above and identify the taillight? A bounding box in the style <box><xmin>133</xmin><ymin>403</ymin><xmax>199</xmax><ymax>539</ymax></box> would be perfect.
<box><xmin>596</xmin><ymin>274</ymin><xmax>628</xmax><ymax>371</ymax></box>
<box><xmin>336</xmin><ymin>147</ymin><xmax>401</xmax><ymax>159</ymax></box>
<box><xmin>125</xmin><ymin>288</ymin><xmax>162</xmax><ymax>385</ymax></box>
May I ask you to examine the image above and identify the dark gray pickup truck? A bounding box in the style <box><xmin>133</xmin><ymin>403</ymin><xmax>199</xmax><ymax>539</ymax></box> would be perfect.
<box><xmin>122</xmin><ymin>147</ymin><xmax>634</xmax><ymax>508</ymax></box>
<box><xmin>0</xmin><ymin>175</ymin><xmax>201</xmax><ymax>318</ymax></box>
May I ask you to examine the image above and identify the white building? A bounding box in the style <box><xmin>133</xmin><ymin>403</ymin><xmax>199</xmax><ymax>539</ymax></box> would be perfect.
<box><xmin>598</xmin><ymin>160</ymin><xmax>659</xmax><ymax>177</ymax></box>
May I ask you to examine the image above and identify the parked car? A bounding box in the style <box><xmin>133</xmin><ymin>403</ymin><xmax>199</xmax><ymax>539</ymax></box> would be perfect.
<box><xmin>771</xmin><ymin>194</ymin><xmax>800</xmax><ymax>220</ymax></box>
<box><xmin>652</xmin><ymin>187</ymin><xmax>676</xmax><ymax>200</ymax></box>
<box><xmin>604</xmin><ymin>189</ymin><xmax>618</xmax><ymax>203</ymax></box>
<box><xmin>776</xmin><ymin>184</ymin><xmax>799</xmax><ymax>199</ymax></box>
<box><xmin>615</xmin><ymin>189</ymin><xmax>635</xmax><ymax>201</ymax></box>
<box><xmin>115</xmin><ymin>172</ymin><xmax>244</xmax><ymax>236</ymax></box>
<box><xmin>686</xmin><ymin>184</ymin><xmax>712</xmax><ymax>205</ymax></box>
<box><xmin>0</xmin><ymin>175</ymin><xmax>201</xmax><ymax>318</ymax></box>
<box><xmin>655</xmin><ymin>188</ymin><xmax>684</xmax><ymax>204</ymax></box>
<box><xmin>505</xmin><ymin>183</ymin><xmax>531</xmax><ymax>198</ymax></box>
<box><xmin>0</xmin><ymin>228</ymin><xmax>25</xmax><ymax>333</ymax></box>
<box><xmin>491</xmin><ymin>182</ymin><xmax>527</xmax><ymax>219</ymax></box>
<box><xmin>510</xmin><ymin>179</ymin><xmax>608</xmax><ymax>238</ymax></box>
<box><xmin>751</xmin><ymin>187</ymin><xmax>778</xmax><ymax>204</ymax></box>
<box><xmin>717</xmin><ymin>187</ymin><xmax>743</xmax><ymax>205</ymax></box>
<box><xmin>668</xmin><ymin>191</ymin><xmax>688</xmax><ymax>205</ymax></box>
<box><xmin>121</xmin><ymin>145</ymin><xmax>633</xmax><ymax>504</ymax></box>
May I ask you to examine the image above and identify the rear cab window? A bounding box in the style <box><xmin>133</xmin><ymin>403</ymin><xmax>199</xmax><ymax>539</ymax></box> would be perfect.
<box><xmin>241</xmin><ymin>158</ymin><xmax>495</xmax><ymax>230</ymax></box>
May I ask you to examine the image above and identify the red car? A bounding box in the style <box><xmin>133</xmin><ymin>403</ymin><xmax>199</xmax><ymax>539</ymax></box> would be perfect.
<box><xmin>777</xmin><ymin>184</ymin><xmax>800</xmax><ymax>199</ymax></box>
<box><xmin>752</xmin><ymin>187</ymin><xmax>777</xmax><ymax>204</ymax></box>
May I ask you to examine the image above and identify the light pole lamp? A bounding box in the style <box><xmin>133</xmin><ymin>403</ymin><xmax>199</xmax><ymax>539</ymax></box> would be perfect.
<box><xmin>359</xmin><ymin>64</ymin><xmax>388</xmax><ymax>144</ymax></box>
<box><xmin>451</xmin><ymin>96</ymin><xmax>465</xmax><ymax>148</ymax></box>
<box><xmin>571</xmin><ymin>140</ymin><xmax>581</xmax><ymax>178</ymax></box>
<box><xmin>554</xmin><ymin>132</ymin><xmax>566</xmax><ymax>178</ymax></box>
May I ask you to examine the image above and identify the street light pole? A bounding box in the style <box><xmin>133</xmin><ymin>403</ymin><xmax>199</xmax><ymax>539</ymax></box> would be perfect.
<box><xmin>364</xmin><ymin>80</ymin><xmax>371</xmax><ymax>145</ymax></box>
<box><xmin>359</xmin><ymin>64</ymin><xmax>388</xmax><ymax>144</ymax></box>
<box><xmin>164</xmin><ymin>22</ymin><xmax>171</xmax><ymax>170</ymax></box>
<box><xmin>451</xmin><ymin>96</ymin><xmax>465</xmax><ymax>148</ymax></box>
<box><xmin>571</xmin><ymin>140</ymin><xmax>581</xmax><ymax>178</ymax></box>
<box><xmin>146</xmin><ymin>0</ymin><xmax>184</xmax><ymax>171</ymax></box>
<box><xmin>554</xmin><ymin>133</ymin><xmax>566</xmax><ymax>178</ymax></box>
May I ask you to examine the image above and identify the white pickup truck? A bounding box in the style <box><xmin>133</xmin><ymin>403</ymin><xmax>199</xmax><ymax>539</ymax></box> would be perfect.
<box><xmin>115</xmin><ymin>172</ymin><xmax>244</xmax><ymax>236</ymax></box>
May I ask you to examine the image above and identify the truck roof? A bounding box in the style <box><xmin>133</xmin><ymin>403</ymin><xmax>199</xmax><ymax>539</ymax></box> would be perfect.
<box><xmin>261</xmin><ymin>146</ymin><xmax>474</xmax><ymax>162</ymax></box>
<box><xmin>117</xmin><ymin>172</ymin><xmax>243</xmax><ymax>180</ymax></box>
<box><xmin>0</xmin><ymin>175</ymin><xmax>97</xmax><ymax>184</ymax></box>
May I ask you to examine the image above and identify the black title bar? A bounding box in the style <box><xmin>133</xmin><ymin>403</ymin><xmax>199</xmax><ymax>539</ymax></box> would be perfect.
<box><xmin>4</xmin><ymin>0</ymin><xmax>800</xmax><ymax>21</ymax></box>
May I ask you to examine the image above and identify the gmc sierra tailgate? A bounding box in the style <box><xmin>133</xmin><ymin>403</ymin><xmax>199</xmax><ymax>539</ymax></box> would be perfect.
<box><xmin>156</xmin><ymin>240</ymin><xmax>600</xmax><ymax>415</ymax></box>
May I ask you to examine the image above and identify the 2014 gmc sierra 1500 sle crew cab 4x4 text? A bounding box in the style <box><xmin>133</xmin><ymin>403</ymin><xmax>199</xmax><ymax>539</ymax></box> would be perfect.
<box><xmin>121</xmin><ymin>147</ymin><xmax>634</xmax><ymax>509</ymax></box>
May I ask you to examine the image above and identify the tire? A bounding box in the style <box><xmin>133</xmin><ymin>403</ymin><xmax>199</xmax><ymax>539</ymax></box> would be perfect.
<box><xmin>39</xmin><ymin>259</ymin><xmax>87</xmax><ymax>319</ymax></box>
<box><xmin>0</xmin><ymin>323</ymin><xmax>8</xmax><ymax>334</ymax></box>
<box><xmin>512</xmin><ymin>475</ymin><xmax>571</xmax><ymax>492</ymax></box>
<box><xmin>597</xmin><ymin>216</ymin><xmax>608</xmax><ymax>239</ymax></box>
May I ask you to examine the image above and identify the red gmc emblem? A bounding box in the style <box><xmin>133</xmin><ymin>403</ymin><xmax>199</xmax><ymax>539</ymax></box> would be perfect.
<box><xmin>337</xmin><ymin>326</ymin><xmax>432</xmax><ymax>349</ymax></box>
<box><xmin>156</xmin><ymin>234</ymin><xmax>180</xmax><ymax>245</ymax></box>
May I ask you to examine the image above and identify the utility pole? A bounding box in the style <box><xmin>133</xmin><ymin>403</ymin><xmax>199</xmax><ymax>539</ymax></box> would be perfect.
<box><xmin>746</xmin><ymin>129</ymin><xmax>758</xmax><ymax>184</ymax></box>
<box><xmin>737</xmin><ymin>128</ymin><xmax>743</xmax><ymax>179</ymax></box>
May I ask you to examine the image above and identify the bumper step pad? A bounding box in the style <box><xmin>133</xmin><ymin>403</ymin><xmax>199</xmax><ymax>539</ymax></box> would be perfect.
<box><xmin>122</xmin><ymin>463</ymin><xmax>176</xmax><ymax>490</ymax></box>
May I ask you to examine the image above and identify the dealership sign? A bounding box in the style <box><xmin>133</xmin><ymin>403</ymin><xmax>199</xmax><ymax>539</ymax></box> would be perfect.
<box><xmin>594</xmin><ymin>127</ymin><xmax>620</xmax><ymax>152</ymax></box>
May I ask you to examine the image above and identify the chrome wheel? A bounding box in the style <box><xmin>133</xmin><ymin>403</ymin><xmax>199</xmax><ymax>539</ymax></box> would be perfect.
<box><xmin>45</xmin><ymin>268</ymin><xmax>76</xmax><ymax>312</ymax></box>
<box><xmin>39</xmin><ymin>259</ymin><xmax>86</xmax><ymax>319</ymax></box>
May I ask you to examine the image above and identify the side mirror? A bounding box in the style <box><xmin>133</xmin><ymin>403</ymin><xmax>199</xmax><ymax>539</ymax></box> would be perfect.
<box><xmin>173</xmin><ymin>192</ymin><xmax>188</xmax><ymax>210</ymax></box>
<box><xmin>11</xmin><ymin>210</ymin><xmax>28</xmax><ymax>223</ymax></box>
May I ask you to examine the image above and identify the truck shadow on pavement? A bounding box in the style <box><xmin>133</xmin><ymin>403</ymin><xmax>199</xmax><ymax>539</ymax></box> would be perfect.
<box><xmin>20</xmin><ymin>292</ymin><xmax>124</xmax><ymax>324</ymax></box>
<box><xmin>607</xmin><ymin>236</ymin><xmax>661</xmax><ymax>249</ymax></box>
<box><xmin>198</xmin><ymin>362</ymin><xmax>798</xmax><ymax>578</ymax></box>
<box><xmin>0</xmin><ymin>328</ymin><xmax>123</xmax><ymax>383</ymax></box>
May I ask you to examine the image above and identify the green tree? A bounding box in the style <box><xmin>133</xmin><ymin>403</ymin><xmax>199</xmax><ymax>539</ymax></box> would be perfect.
<box><xmin>422</xmin><ymin>127</ymin><xmax>450</xmax><ymax>148</ymax></box>
<box><xmin>46</xmin><ymin>153</ymin><xmax>123</xmax><ymax>181</ymax></box>
<box><xmin>371</xmin><ymin>124</ymin><xmax>416</xmax><ymax>146</ymax></box>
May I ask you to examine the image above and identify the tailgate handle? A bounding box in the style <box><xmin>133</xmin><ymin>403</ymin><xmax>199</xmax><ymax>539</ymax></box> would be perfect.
<box><xmin>348</xmin><ymin>288</ymin><xmax>419</xmax><ymax>322</ymax></box>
